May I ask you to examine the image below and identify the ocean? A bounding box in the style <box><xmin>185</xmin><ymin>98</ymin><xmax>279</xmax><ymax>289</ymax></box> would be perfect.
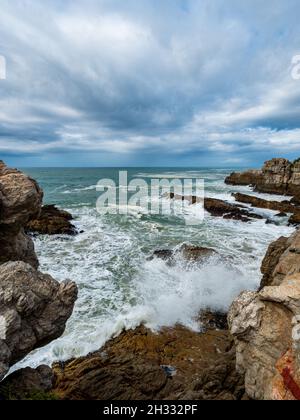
<box><xmin>16</xmin><ymin>167</ymin><xmax>294</xmax><ymax>369</ymax></box>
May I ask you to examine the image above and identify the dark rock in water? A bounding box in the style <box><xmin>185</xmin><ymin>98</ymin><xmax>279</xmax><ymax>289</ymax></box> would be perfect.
<box><xmin>0</xmin><ymin>366</ymin><xmax>55</xmax><ymax>400</ymax></box>
<box><xmin>276</xmin><ymin>212</ymin><xmax>288</xmax><ymax>218</ymax></box>
<box><xmin>166</xmin><ymin>192</ymin><xmax>263</xmax><ymax>223</ymax></box>
<box><xmin>50</xmin><ymin>325</ymin><xmax>245</xmax><ymax>400</ymax></box>
<box><xmin>150</xmin><ymin>244</ymin><xmax>217</xmax><ymax>264</ymax></box>
<box><xmin>26</xmin><ymin>205</ymin><xmax>78</xmax><ymax>235</ymax></box>
<box><xmin>199</xmin><ymin>310</ymin><xmax>228</xmax><ymax>331</ymax></box>
<box><xmin>233</xmin><ymin>193</ymin><xmax>300</xmax><ymax>219</ymax></box>
<box><xmin>204</xmin><ymin>198</ymin><xmax>263</xmax><ymax>222</ymax></box>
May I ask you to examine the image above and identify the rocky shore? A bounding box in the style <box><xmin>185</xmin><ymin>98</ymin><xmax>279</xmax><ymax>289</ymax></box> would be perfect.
<box><xmin>226</xmin><ymin>158</ymin><xmax>300</xmax><ymax>205</ymax></box>
<box><xmin>0</xmin><ymin>161</ymin><xmax>77</xmax><ymax>383</ymax></box>
<box><xmin>1</xmin><ymin>159</ymin><xmax>300</xmax><ymax>400</ymax></box>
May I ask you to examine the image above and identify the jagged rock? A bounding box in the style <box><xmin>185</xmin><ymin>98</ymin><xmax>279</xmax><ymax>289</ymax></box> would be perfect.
<box><xmin>166</xmin><ymin>193</ymin><xmax>263</xmax><ymax>223</ymax></box>
<box><xmin>204</xmin><ymin>198</ymin><xmax>263</xmax><ymax>222</ymax></box>
<box><xmin>0</xmin><ymin>261</ymin><xmax>77</xmax><ymax>381</ymax></box>
<box><xmin>229</xmin><ymin>228</ymin><xmax>300</xmax><ymax>400</ymax></box>
<box><xmin>260</xmin><ymin>236</ymin><xmax>289</xmax><ymax>289</ymax></box>
<box><xmin>225</xmin><ymin>158</ymin><xmax>300</xmax><ymax>204</ymax></box>
<box><xmin>26</xmin><ymin>205</ymin><xmax>77</xmax><ymax>235</ymax></box>
<box><xmin>225</xmin><ymin>170</ymin><xmax>263</xmax><ymax>186</ymax></box>
<box><xmin>233</xmin><ymin>193</ymin><xmax>300</xmax><ymax>224</ymax></box>
<box><xmin>0</xmin><ymin>161</ymin><xmax>43</xmax><ymax>267</ymax></box>
<box><xmin>51</xmin><ymin>325</ymin><xmax>245</xmax><ymax>400</ymax></box>
<box><xmin>260</xmin><ymin>229</ymin><xmax>300</xmax><ymax>288</ymax></box>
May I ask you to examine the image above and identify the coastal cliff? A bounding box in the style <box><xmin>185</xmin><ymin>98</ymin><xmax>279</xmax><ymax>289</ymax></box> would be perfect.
<box><xmin>0</xmin><ymin>161</ymin><xmax>77</xmax><ymax>381</ymax></box>
<box><xmin>228</xmin><ymin>228</ymin><xmax>300</xmax><ymax>400</ymax></box>
<box><xmin>226</xmin><ymin>158</ymin><xmax>300</xmax><ymax>204</ymax></box>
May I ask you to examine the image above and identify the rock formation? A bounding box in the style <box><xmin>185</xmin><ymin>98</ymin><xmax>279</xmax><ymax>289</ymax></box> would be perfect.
<box><xmin>233</xmin><ymin>193</ymin><xmax>300</xmax><ymax>225</ymax></box>
<box><xmin>50</xmin><ymin>326</ymin><xmax>244</xmax><ymax>401</ymax></box>
<box><xmin>0</xmin><ymin>261</ymin><xmax>77</xmax><ymax>381</ymax></box>
<box><xmin>228</xmin><ymin>228</ymin><xmax>300</xmax><ymax>400</ymax></box>
<box><xmin>26</xmin><ymin>205</ymin><xmax>77</xmax><ymax>235</ymax></box>
<box><xmin>226</xmin><ymin>158</ymin><xmax>300</xmax><ymax>204</ymax></box>
<box><xmin>167</xmin><ymin>193</ymin><xmax>263</xmax><ymax>223</ymax></box>
<box><xmin>0</xmin><ymin>161</ymin><xmax>78</xmax><ymax>383</ymax></box>
<box><xmin>0</xmin><ymin>161</ymin><xmax>43</xmax><ymax>268</ymax></box>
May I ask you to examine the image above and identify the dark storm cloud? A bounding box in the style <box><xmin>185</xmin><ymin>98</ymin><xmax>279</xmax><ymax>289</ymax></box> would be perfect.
<box><xmin>0</xmin><ymin>0</ymin><xmax>300</xmax><ymax>166</ymax></box>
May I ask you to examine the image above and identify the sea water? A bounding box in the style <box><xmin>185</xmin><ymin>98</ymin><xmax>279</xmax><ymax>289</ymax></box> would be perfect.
<box><xmin>15</xmin><ymin>167</ymin><xmax>294</xmax><ymax>368</ymax></box>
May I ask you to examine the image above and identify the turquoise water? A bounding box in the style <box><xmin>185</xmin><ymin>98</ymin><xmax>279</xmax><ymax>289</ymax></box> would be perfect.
<box><xmin>17</xmin><ymin>167</ymin><xmax>294</xmax><ymax>368</ymax></box>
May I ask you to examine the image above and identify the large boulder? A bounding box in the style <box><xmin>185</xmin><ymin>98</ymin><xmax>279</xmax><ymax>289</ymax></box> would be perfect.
<box><xmin>228</xmin><ymin>229</ymin><xmax>300</xmax><ymax>400</ymax></box>
<box><xmin>0</xmin><ymin>261</ymin><xmax>77</xmax><ymax>381</ymax></box>
<box><xmin>0</xmin><ymin>161</ymin><xmax>43</xmax><ymax>267</ymax></box>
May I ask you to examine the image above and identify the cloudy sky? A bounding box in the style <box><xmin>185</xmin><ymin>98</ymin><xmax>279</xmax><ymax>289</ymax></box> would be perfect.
<box><xmin>0</xmin><ymin>0</ymin><xmax>300</xmax><ymax>167</ymax></box>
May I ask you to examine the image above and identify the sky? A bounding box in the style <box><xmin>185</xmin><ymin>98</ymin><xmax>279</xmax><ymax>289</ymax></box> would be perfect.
<box><xmin>0</xmin><ymin>0</ymin><xmax>300</xmax><ymax>167</ymax></box>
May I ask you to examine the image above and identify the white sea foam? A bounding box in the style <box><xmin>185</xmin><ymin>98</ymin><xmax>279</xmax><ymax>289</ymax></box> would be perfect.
<box><xmin>12</xmin><ymin>170</ymin><xmax>296</xmax><ymax>371</ymax></box>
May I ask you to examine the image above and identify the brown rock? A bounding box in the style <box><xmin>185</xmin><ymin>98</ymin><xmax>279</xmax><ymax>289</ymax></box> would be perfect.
<box><xmin>229</xmin><ymin>228</ymin><xmax>300</xmax><ymax>400</ymax></box>
<box><xmin>204</xmin><ymin>198</ymin><xmax>263</xmax><ymax>222</ymax></box>
<box><xmin>0</xmin><ymin>261</ymin><xmax>78</xmax><ymax>380</ymax></box>
<box><xmin>260</xmin><ymin>236</ymin><xmax>289</xmax><ymax>289</ymax></box>
<box><xmin>0</xmin><ymin>365</ymin><xmax>55</xmax><ymax>400</ymax></box>
<box><xmin>225</xmin><ymin>158</ymin><xmax>300</xmax><ymax>205</ymax></box>
<box><xmin>52</xmin><ymin>325</ymin><xmax>244</xmax><ymax>400</ymax></box>
<box><xmin>0</xmin><ymin>161</ymin><xmax>43</xmax><ymax>267</ymax></box>
<box><xmin>26</xmin><ymin>205</ymin><xmax>77</xmax><ymax>235</ymax></box>
<box><xmin>225</xmin><ymin>170</ymin><xmax>263</xmax><ymax>186</ymax></box>
<box><xmin>150</xmin><ymin>244</ymin><xmax>217</xmax><ymax>264</ymax></box>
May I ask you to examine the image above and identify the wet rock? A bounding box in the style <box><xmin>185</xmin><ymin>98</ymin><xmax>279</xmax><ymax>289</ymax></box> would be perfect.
<box><xmin>198</xmin><ymin>310</ymin><xmax>228</xmax><ymax>331</ymax></box>
<box><xmin>0</xmin><ymin>261</ymin><xmax>77</xmax><ymax>381</ymax></box>
<box><xmin>51</xmin><ymin>325</ymin><xmax>244</xmax><ymax>400</ymax></box>
<box><xmin>0</xmin><ymin>365</ymin><xmax>55</xmax><ymax>400</ymax></box>
<box><xmin>26</xmin><ymin>205</ymin><xmax>77</xmax><ymax>235</ymax></box>
<box><xmin>150</xmin><ymin>244</ymin><xmax>217</xmax><ymax>264</ymax></box>
<box><xmin>233</xmin><ymin>193</ymin><xmax>300</xmax><ymax>225</ymax></box>
<box><xmin>0</xmin><ymin>161</ymin><xmax>43</xmax><ymax>267</ymax></box>
<box><xmin>204</xmin><ymin>198</ymin><xmax>263</xmax><ymax>222</ymax></box>
<box><xmin>166</xmin><ymin>193</ymin><xmax>263</xmax><ymax>223</ymax></box>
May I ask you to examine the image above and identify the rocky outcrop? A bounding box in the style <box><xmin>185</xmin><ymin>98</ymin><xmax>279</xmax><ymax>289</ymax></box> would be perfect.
<box><xmin>226</xmin><ymin>158</ymin><xmax>300</xmax><ymax>204</ymax></box>
<box><xmin>167</xmin><ymin>193</ymin><xmax>263</xmax><ymax>223</ymax></box>
<box><xmin>225</xmin><ymin>170</ymin><xmax>263</xmax><ymax>187</ymax></box>
<box><xmin>0</xmin><ymin>161</ymin><xmax>78</xmax><ymax>385</ymax></box>
<box><xmin>0</xmin><ymin>261</ymin><xmax>77</xmax><ymax>381</ymax></box>
<box><xmin>233</xmin><ymin>193</ymin><xmax>300</xmax><ymax>225</ymax></box>
<box><xmin>26</xmin><ymin>205</ymin><xmax>77</xmax><ymax>236</ymax></box>
<box><xmin>0</xmin><ymin>161</ymin><xmax>43</xmax><ymax>267</ymax></box>
<box><xmin>49</xmin><ymin>326</ymin><xmax>244</xmax><ymax>400</ymax></box>
<box><xmin>204</xmin><ymin>198</ymin><xmax>263</xmax><ymax>222</ymax></box>
<box><xmin>228</xmin><ymin>228</ymin><xmax>300</xmax><ymax>400</ymax></box>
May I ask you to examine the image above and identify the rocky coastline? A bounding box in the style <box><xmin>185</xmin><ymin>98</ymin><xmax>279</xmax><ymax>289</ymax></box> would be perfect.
<box><xmin>1</xmin><ymin>159</ymin><xmax>300</xmax><ymax>400</ymax></box>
